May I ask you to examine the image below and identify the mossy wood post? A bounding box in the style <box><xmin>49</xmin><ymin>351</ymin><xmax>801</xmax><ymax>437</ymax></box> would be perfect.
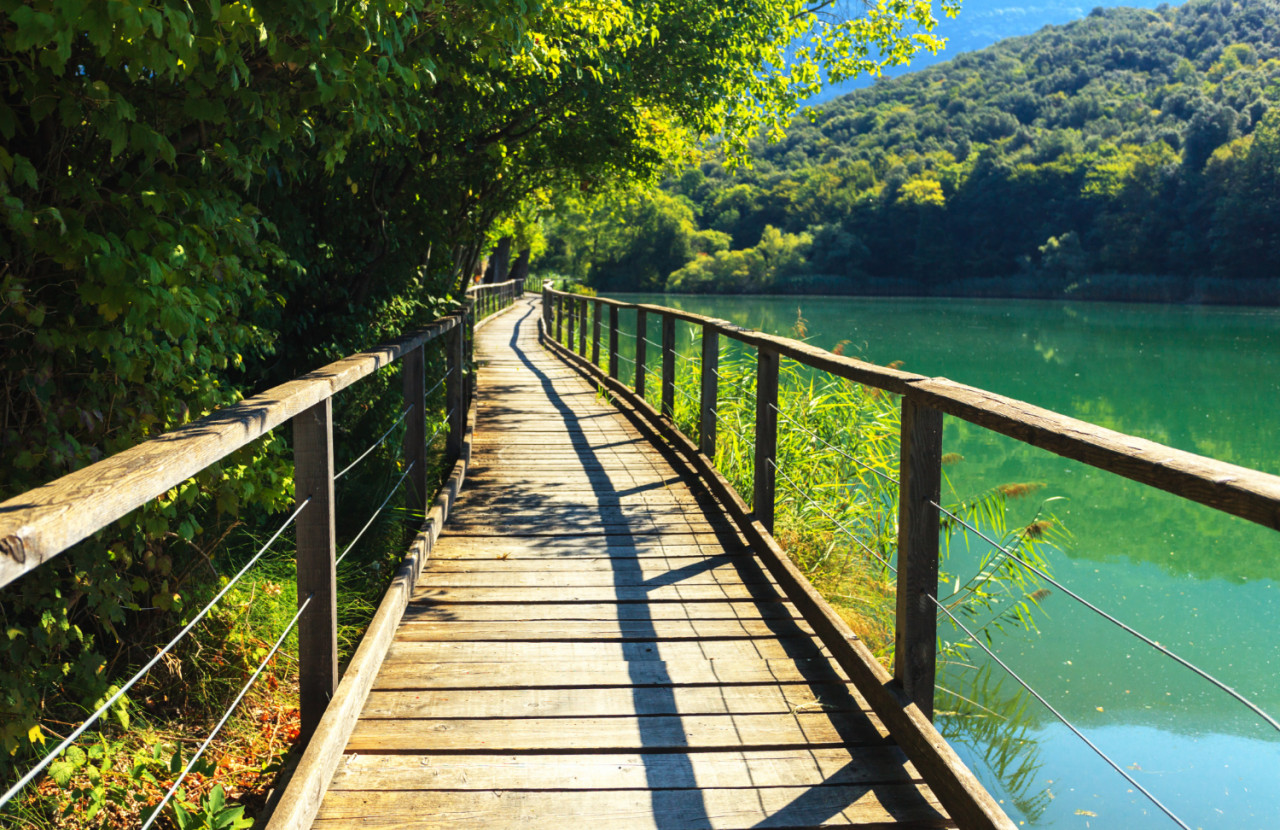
<box><xmin>699</xmin><ymin>324</ymin><xmax>718</xmax><ymax>457</ymax></box>
<box><xmin>403</xmin><ymin>346</ymin><xmax>428</xmax><ymax>519</ymax></box>
<box><xmin>753</xmin><ymin>345</ymin><xmax>779</xmax><ymax>532</ymax></box>
<box><xmin>661</xmin><ymin>313</ymin><xmax>676</xmax><ymax>418</ymax></box>
<box><xmin>635</xmin><ymin>309</ymin><xmax>647</xmax><ymax>398</ymax></box>
<box><xmin>446</xmin><ymin>316</ymin><xmax>466</xmax><ymax>463</ymax></box>
<box><xmin>293</xmin><ymin>399</ymin><xmax>338</xmax><ymax>745</ymax></box>
<box><xmin>894</xmin><ymin>397</ymin><xmax>944</xmax><ymax>720</ymax></box>
<box><xmin>592</xmin><ymin>300</ymin><xmax>603</xmax><ymax>365</ymax></box>
<box><xmin>608</xmin><ymin>304</ymin><xmax>619</xmax><ymax>379</ymax></box>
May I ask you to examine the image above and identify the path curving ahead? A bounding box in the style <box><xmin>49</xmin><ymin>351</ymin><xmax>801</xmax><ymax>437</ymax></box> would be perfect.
<box><xmin>309</xmin><ymin>295</ymin><xmax>955</xmax><ymax>828</ymax></box>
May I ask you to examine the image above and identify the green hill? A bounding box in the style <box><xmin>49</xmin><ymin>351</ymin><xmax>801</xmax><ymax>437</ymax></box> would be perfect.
<box><xmin>555</xmin><ymin>0</ymin><xmax>1280</xmax><ymax>302</ymax></box>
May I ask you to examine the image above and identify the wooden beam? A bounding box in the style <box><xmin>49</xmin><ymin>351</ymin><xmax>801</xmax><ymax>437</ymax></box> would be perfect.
<box><xmin>661</xmin><ymin>313</ymin><xmax>675</xmax><ymax>419</ymax></box>
<box><xmin>635</xmin><ymin>308</ymin><xmax>647</xmax><ymax>399</ymax></box>
<box><xmin>700</xmin><ymin>324</ymin><xmax>718</xmax><ymax>458</ymax></box>
<box><xmin>293</xmin><ymin>400</ymin><xmax>338</xmax><ymax>744</ymax></box>
<box><xmin>894</xmin><ymin>397</ymin><xmax>943</xmax><ymax>721</ymax></box>
<box><xmin>608</xmin><ymin>304</ymin><xmax>619</xmax><ymax>379</ymax></box>
<box><xmin>754</xmin><ymin>346</ymin><xmax>779</xmax><ymax>532</ymax></box>
<box><xmin>0</xmin><ymin>315</ymin><xmax>460</xmax><ymax>592</ymax></box>
<box><xmin>402</xmin><ymin>346</ymin><xmax>428</xmax><ymax>519</ymax></box>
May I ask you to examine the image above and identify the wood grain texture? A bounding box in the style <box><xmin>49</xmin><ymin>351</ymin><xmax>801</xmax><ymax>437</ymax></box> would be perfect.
<box><xmin>310</xmin><ymin>296</ymin><xmax>956</xmax><ymax>829</ymax></box>
<box><xmin>541</xmin><ymin>325</ymin><xmax>1012</xmax><ymax>829</ymax></box>
<box><xmin>0</xmin><ymin>315</ymin><xmax>462</xmax><ymax>589</ymax></box>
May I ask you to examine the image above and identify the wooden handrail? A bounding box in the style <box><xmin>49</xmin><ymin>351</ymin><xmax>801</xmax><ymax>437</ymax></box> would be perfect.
<box><xmin>541</xmin><ymin>282</ymin><xmax>1280</xmax><ymax>828</ymax></box>
<box><xmin>0</xmin><ymin>314</ymin><xmax>463</xmax><ymax>589</ymax></box>
<box><xmin>542</xmin><ymin>286</ymin><xmax>1280</xmax><ymax>531</ymax></box>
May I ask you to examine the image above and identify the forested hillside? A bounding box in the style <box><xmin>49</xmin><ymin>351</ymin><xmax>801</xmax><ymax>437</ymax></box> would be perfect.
<box><xmin>549</xmin><ymin>0</ymin><xmax>1280</xmax><ymax>301</ymax></box>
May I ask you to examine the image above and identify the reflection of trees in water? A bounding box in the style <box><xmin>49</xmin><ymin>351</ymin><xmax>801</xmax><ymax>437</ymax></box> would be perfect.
<box><xmin>937</xmin><ymin>663</ymin><xmax>1052</xmax><ymax>823</ymax></box>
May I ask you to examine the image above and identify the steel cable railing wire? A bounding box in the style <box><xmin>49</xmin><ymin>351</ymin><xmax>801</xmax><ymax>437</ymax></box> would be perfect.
<box><xmin>927</xmin><ymin>592</ymin><xmax>1192</xmax><ymax>830</ymax></box>
<box><xmin>767</xmin><ymin>458</ymin><xmax>898</xmax><ymax>573</ymax></box>
<box><xmin>335</xmin><ymin>404</ymin><xmax>414</xmax><ymax>482</ymax></box>
<box><xmin>334</xmin><ymin>405</ymin><xmax>453</xmax><ymax>567</ymax></box>
<box><xmin>0</xmin><ymin>497</ymin><xmax>313</xmax><ymax>810</ymax></box>
<box><xmin>333</xmin><ymin>366</ymin><xmax>453</xmax><ymax>483</ymax></box>
<box><xmin>770</xmin><ymin>403</ymin><xmax>900</xmax><ymax>487</ymax></box>
<box><xmin>335</xmin><ymin>459</ymin><xmax>417</xmax><ymax>566</ymax></box>
<box><xmin>140</xmin><ymin>593</ymin><xmax>314</xmax><ymax>829</ymax></box>
<box><xmin>929</xmin><ymin>498</ymin><xmax>1280</xmax><ymax>734</ymax></box>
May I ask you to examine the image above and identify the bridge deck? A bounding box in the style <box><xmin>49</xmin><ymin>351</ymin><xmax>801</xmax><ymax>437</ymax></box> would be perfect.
<box><xmin>310</xmin><ymin>297</ymin><xmax>955</xmax><ymax>828</ymax></box>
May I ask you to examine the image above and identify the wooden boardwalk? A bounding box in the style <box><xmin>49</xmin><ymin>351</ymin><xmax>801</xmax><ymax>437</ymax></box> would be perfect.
<box><xmin>310</xmin><ymin>297</ymin><xmax>955</xmax><ymax>828</ymax></box>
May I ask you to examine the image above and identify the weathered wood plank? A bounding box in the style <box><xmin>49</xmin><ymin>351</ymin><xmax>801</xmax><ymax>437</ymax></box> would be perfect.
<box><xmin>327</xmin><ymin>748</ymin><xmax>920</xmax><ymax>791</ymax></box>
<box><xmin>345</xmin><ymin>710</ymin><xmax>890</xmax><ymax>752</ymax></box>
<box><xmin>313</xmin><ymin>785</ymin><xmax>953</xmax><ymax>829</ymax></box>
<box><xmin>408</xmin><ymin>583</ymin><xmax>785</xmax><ymax>603</ymax></box>
<box><xmin>410</xmin><ymin>566</ymin><xmax>776</xmax><ymax>589</ymax></box>
<box><xmin>360</xmin><ymin>683</ymin><xmax>862</xmax><ymax>719</ymax></box>
<box><xmin>371</xmin><ymin>657</ymin><xmax>852</xmax><ymax>689</ymax></box>
<box><xmin>393</xmin><ymin>618</ymin><xmax>815</xmax><ymax>641</ymax></box>
<box><xmin>382</xmin><ymin>637</ymin><xmax>827</xmax><ymax>664</ymax></box>
<box><xmin>400</xmin><ymin>600</ymin><xmax>801</xmax><ymax>622</ymax></box>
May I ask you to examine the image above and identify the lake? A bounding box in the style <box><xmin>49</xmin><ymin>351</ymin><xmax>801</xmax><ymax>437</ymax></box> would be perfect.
<box><xmin>614</xmin><ymin>293</ymin><xmax>1280</xmax><ymax>829</ymax></box>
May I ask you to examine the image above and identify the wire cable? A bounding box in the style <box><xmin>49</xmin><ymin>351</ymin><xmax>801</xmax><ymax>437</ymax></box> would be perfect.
<box><xmin>768</xmin><ymin>459</ymin><xmax>898</xmax><ymax>573</ymax></box>
<box><xmin>930</xmin><ymin>499</ymin><xmax>1280</xmax><ymax>734</ymax></box>
<box><xmin>140</xmin><ymin>595</ymin><xmax>313</xmax><ymax>830</ymax></box>
<box><xmin>770</xmin><ymin>403</ymin><xmax>900</xmax><ymax>486</ymax></box>
<box><xmin>335</xmin><ymin>404</ymin><xmax>414</xmax><ymax>482</ymax></box>
<box><xmin>928</xmin><ymin>593</ymin><xmax>1191</xmax><ymax>830</ymax></box>
<box><xmin>0</xmin><ymin>498</ymin><xmax>312</xmax><ymax>810</ymax></box>
<box><xmin>336</xmin><ymin>460</ymin><xmax>417</xmax><ymax>565</ymax></box>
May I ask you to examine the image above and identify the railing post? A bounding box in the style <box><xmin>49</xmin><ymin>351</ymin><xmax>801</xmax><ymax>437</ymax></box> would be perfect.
<box><xmin>554</xmin><ymin>292</ymin><xmax>563</xmax><ymax>343</ymax></box>
<box><xmin>753</xmin><ymin>346</ymin><xmax>779</xmax><ymax>532</ymax></box>
<box><xmin>403</xmin><ymin>345</ymin><xmax>428</xmax><ymax>519</ymax></box>
<box><xmin>566</xmin><ymin>295</ymin><xmax>576</xmax><ymax>353</ymax></box>
<box><xmin>661</xmin><ymin>314</ymin><xmax>675</xmax><ymax>418</ymax></box>
<box><xmin>293</xmin><ymin>400</ymin><xmax>338</xmax><ymax>745</ymax></box>
<box><xmin>608</xmin><ymin>304</ymin><xmax>619</xmax><ymax>379</ymax></box>
<box><xmin>699</xmin><ymin>324</ymin><xmax>718</xmax><ymax>457</ymax></box>
<box><xmin>447</xmin><ymin>314</ymin><xmax>466</xmax><ymax>462</ymax></box>
<box><xmin>542</xmin><ymin>285</ymin><xmax>550</xmax><ymax>333</ymax></box>
<box><xmin>591</xmin><ymin>300</ymin><xmax>602</xmax><ymax>365</ymax></box>
<box><xmin>895</xmin><ymin>396</ymin><xmax>944</xmax><ymax>721</ymax></box>
<box><xmin>635</xmin><ymin>308</ymin><xmax>647</xmax><ymax>398</ymax></box>
<box><xmin>578</xmin><ymin>297</ymin><xmax>588</xmax><ymax>357</ymax></box>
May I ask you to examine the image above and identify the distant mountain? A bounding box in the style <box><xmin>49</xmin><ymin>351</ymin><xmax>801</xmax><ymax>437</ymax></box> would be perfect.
<box><xmin>809</xmin><ymin>0</ymin><xmax>1187</xmax><ymax>102</ymax></box>
<box><xmin>549</xmin><ymin>0</ymin><xmax>1280</xmax><ymax>302</ymax></box>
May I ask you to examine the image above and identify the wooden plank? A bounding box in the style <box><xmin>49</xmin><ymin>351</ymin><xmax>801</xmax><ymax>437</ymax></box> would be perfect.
<box><xmin>327</xmin><ymin>747</ymin><xmax>920</xmax><ymax>791</ymax></box>
<box><xmin>359</xmin><ymin>683</ymin><xmax>862</xmax><ymax>719</ymax></box>
<box><xmin>754</xmin><ymin>344</ymin><xmax>780</xmax><ymax>532</ymax></box>
<box><xmin>345</xmin><ymin>711</ymin><xmax>890</xmax><ymax>752</ymax></box>
<box><xmin>371</xmin><ymin>657</ymin><xmax>852</xmax><ymax>689</ymax></box>
<box><xmin>0</xmin><ymin>314</ymin><xmax>462</xmax><ymax>588</ymax></box>
<box><xmin>400</xmin><ymin>600</ymin><xmax>802</xmax><ymax>622</ymax></box>
<box><xmin>407</xmin><ymin>583</ymin><xmax>785</xmax><ymax>603</ymax></box>
<box><xmin>421</xmin><ymin>554</ymin><xmax>762</xmax><ymax>572</ymax></box>
<box><xmin>313</xmin><ymin>785</ymin><xmax>953</xmax><ymax>829</ymax></box>
<box><xmin>409</xmin><ymin>566</ymin><xmax>776</xmax><ymax>589</ymax></box>
<box><xmin>383</xmin><ymin>638</ymin><xmax>827</xmax><ymax>664</ymax></box>
<box><xmin>393</xmin><ymin>618</ymin><xmax>816</xmax><ymax>641</ymax></box>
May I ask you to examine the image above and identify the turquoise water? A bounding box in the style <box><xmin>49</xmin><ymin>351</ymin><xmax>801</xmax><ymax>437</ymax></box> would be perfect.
<box><xmin>616</xmin><ymin>293</ymin><xmax>1280</xmax><ymax>829</ymax></box>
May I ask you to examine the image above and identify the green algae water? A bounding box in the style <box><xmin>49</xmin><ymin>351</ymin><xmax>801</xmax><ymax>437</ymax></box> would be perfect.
<box><xmin>616</xmin><ymin>293</ymin><xmax>1280</xmax><ymax>829</ymax></box>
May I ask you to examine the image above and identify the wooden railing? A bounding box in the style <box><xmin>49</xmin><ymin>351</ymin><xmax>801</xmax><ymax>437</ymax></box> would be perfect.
<box><xmin>0</xmin><ymin>279</ymin><xmax>524</xmax><ymax>817</ymax></box>
<box><xmin>540</xmin><ymin>284</ymin><xmax>1280</xmax><ymax>829</ymax></box>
